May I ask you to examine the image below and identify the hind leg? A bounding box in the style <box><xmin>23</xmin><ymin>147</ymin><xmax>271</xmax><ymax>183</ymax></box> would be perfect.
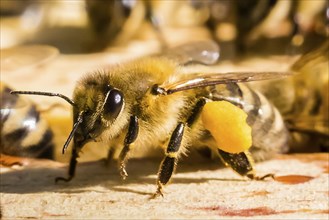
<box><xmin>217</xmin><ymin>149</ymin><xmax>274</xmax><ymax>180</ymax></box>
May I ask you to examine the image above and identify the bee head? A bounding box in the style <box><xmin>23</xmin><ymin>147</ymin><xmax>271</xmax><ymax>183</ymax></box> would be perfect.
<box><xmin>10</xmin><ymin>74</ymin><xmax>127</xmax><ymax>154</ymax></box>
<box><xmin>72</xmin><ymin>84</ymin><xmax>125</xmax><ymax>148</ymax></box>
<box><xmin>100</xmin><ymin>85</ymin><xmax>125</xmax><ymax>122</ymax></box>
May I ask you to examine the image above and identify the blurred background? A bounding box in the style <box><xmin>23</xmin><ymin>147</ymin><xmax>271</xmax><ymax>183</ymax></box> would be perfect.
<box><xmin>1</xmin><ymin>0</ymin><xmax>327</xmax><ymax>56</ymax></box>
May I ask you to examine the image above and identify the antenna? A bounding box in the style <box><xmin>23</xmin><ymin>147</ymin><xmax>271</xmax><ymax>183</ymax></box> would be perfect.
<box><xmin>10</xmin><ymin>91</ymin><xmax>75</xmax><ymax>106</ymax></box>
<box><xmin>62</xmin><ymin>111</ymin><xmax>84</xmax><ymax>154</ymax></box>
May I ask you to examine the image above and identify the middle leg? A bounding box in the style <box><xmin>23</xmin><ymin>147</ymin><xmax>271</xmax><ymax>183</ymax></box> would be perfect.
<box><xmin>151</xmin><ymin>98</ymin><xmax>207</xmax><ymax>198</ymax></box>
<box><xmin>152</xmin><ymin>123</ymin><xmax>185</xmax><ymax>198</ymax></box>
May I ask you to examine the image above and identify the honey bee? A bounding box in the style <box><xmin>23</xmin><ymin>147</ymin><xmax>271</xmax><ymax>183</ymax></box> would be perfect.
<box><xmin>85</xmin><ymin>0</ymin><xmax>327</xmax><ymax>54</ymax></box>
<box><xmin>85</xmin><ymin>0</ymin><xmax>146</xmax><ymax>47</ymax></box>
<box><xmin>249</xmin><ymin>41</ymin><xmax>329</xmax><ymax>152</ymax></box>
<box><xmin>85</xmin><ymin>0</ymin><xmax>170</xmax><ymax>48</ymax></box>
<box><xmin>0</xmin><ymin>83</ymin><xmax>54</xmax><ymax>162</ymax></box>
<box><xmin>12</xmin><ymin>41</ymin><xmax>291</xmax><ymax>197</ymax></box>
<box><xmin>0</xmin><ymin>45</ymin><xmax>58</xmax><ymax>165</ymax></box>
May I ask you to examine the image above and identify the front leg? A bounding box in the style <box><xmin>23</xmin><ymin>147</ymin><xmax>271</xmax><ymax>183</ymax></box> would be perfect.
<box><xmin>118</xmin><ymin>115</ymin><xmax>139</xmax><ymax>179</ymax></box>
<box><xmin>55</xmin><ymin>147</ymin><xmax>79</xmax><ymax>183</ymax></box>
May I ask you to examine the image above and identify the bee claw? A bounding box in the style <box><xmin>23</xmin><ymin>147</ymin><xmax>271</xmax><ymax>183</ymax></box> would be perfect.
<box><xmin>149</xmin><ymin>191</ymin><xmax>163</xmax><ymax>200</ymax></box>
<box><xmin>259</xmin><ymin>173</ymin><xmax>275</xmax><ymax>180</ymax></box>
<box><xmin>119</xmin><ymin>166</ymin><xmax>128</xmax><ymax>180</ymax></box>
<box><xmin>121</xmin><ymin>172</ymin><xmax>128</xmax><ymax>180</ymax></box>
<box><xmin>149</xmin><ymin>184</ymin><xmax>164</xmax><ymax>199</ymax></box>
<box><xmin>55</xmin><ymin>176</ymin><xmax>73</xmax><ymax>183</ymax></box>
<box><xmin>247</xmin><ymin>173</ymin><xmax>275</xmax><ymax>180</ymax></box>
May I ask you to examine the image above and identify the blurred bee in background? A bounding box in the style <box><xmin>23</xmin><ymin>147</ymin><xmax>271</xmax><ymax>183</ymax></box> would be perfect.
<box><xmin>86</xmin><ymin>0</ymin><xmax>328</xmax><ymax>54</ymax></box>
<box><xmin>249</xmin><ymin>41</ymin><xmax>329</xmax><ymax>152</ymax></box>
<box><xmin>85</xmin><ymin>0</ymin><xmax>153</xmax><ymax>49</ymax></box>
<box><xmin>12</xmin><ymin>41</ymin><xmax>292</xmax><ymax>197</ymax></box>
<box><xmin>188</xmin><ymin>0</ymin><xmax>328</xmax><ymax>56</ymax></box>
<box><xmin>1</xmin><ymin>0</ymin><xmax>326</xmax><ymax>55</ymax></box>
<box><xmin>85</xmin><ymin>0</ymin><xmax>207</xmax><ymax>49</ymax></box>
<box><xmin>0</xmin><ymin>83</ymin><xmax>54</xmax><ymax>164</ymax></box>
<box><xmin>0</xmin><ymin>45</ymin><xmax>58</xmax><ymax>166</ymax></box>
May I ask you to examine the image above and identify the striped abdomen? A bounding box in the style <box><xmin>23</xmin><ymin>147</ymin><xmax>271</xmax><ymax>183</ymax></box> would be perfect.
<box><xmin>209</xmin><ymin>83</ymin><xmax>289</xmax><ymax>161</ymax></box>
<box><xmin>248</xmin><ymin>42</ymin><xmax>328</xmax><ymax>151</ymax></box>
<box><xmin>0</xmin><ymin>84</ymin><xmax>54</xmax><ymax>159</ymax></box>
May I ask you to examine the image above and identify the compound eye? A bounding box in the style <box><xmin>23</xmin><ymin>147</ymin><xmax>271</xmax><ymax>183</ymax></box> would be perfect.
<box><xmin>103</xmin><ymin>89</ymin><xmax>124</xmax><ymax>120</ymax></box>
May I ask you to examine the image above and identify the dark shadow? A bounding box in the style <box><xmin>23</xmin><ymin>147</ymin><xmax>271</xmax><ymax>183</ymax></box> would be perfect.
<box><xmin>111</xmin><ymin>186</ymin><xmax>154</xmax><ymax>196</ymax></box>
<box><xmin>0</xmin><ymin>151</ymin><xmax>240</xmax><ymax>195</ymax></box>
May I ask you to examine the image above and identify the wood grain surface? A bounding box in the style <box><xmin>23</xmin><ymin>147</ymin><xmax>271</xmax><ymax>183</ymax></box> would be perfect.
<box><xmin>1</xmin><ymin>153</ymin><xmax>328</xmax><ymax>219</ymax></box>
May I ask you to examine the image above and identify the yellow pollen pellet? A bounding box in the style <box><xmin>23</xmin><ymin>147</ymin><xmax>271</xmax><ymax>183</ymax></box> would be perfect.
<box><xmin>201</xmin><ymin>101</ymin><xmax>252</xmax><ymax>153</ymax></box>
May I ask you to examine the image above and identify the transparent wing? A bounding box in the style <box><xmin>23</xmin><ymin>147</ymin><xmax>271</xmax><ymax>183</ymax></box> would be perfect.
<box><xmin>161</xmin><ymin>40</ymin><xmax>220</xmax><ymax>65</ymax></box>
<box><xmin>161</xmin><ymin>71</ymin><xmax>292</xmax><ymax>94</ymax></box>
<box><xmin>0</xmin><ymin>45</ymin><xmax>59</xmax><ymax>72</ymax></box>
<box><xmin>291</xmin><ymin>41</ymin><xmax>328</xmax><ymax>72</ymax></box>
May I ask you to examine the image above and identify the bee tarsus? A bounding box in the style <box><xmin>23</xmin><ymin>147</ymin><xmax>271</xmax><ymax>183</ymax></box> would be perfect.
<box><xmin>118</xmin><ymin>115</ymin><xmax>139</xmax><ymax>179</ymax></box>
<box><xmin>150</xmin><ymin>181</ymin><xmax>165</xmax><ymax>199</ymax></box>
<box><xmin>55</xmin><ymin>148</ymin><xmax>79</xmax><ymax>183</ymax></box>
<box><xmin>247</xmin><ymin>173</ymin><xmax>275</xmax><ymax>181</ymax></box>
<box><xmin>218</xmin><ymin>149</ymin><xmax>255</xmax><ymax>177</ymax></box>
<box><xmin>54</xmin><ymin>177</ymin><xmax>72</xmax><ymax>183</ymax></box>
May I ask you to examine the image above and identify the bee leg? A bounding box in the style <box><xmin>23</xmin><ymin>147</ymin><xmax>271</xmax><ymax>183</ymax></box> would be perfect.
<box><xmin>55</xmin><ymin>148</ymin><xmax>79</xmax><ymax>183</ymax></box>
<box><xmin>247</xmin><ymin>173</ymin><xmax>275</xmax><ymax>180</ymax></box>
<box><xmin>186</xmin><ymin>98</ymin><xmax>207</xmax><ymax>127</ymax></box>
<box><xmin>151</xmin><ymin>98</ymin><xmax>207</xmax><ymax>198</ymax></box>
<box><xmin>218</xmin><ymin>149</ymin><xmax>274</xmax><ymax>180</ymax></box>
<box><xmin>118</xmin><ymin>115</ymin><xmax>139</xmax><ymax>180</ymax></box>
<box><xmin>151</xmin><ymin>123</ymin><xmax>185</xmax><ymax>199</ymax></box>
<box><xmin>103</xmin><ymin>147</ymin><xmax>115</xmax><ymax>166</ymax></box>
